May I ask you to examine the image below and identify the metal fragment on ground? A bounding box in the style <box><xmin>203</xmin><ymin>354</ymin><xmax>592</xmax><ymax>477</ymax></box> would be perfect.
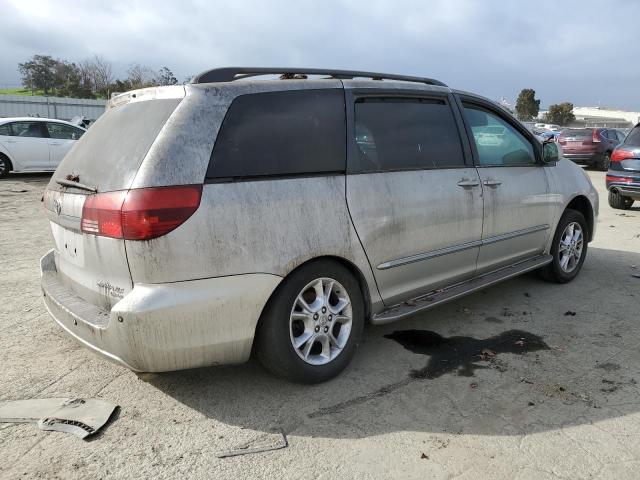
<box><xmin>216</xmin><ymin>429</ymin><xmax>288</xmax><ymax>458</ymax></box>
<box><xmin>0</xmin><ymin>397</ymin><xmax>118</xmax><ymax>439</ymax></box>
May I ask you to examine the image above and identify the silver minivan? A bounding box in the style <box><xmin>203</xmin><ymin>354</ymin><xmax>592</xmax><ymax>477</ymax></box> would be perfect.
<box><xmin>41</xmin><ymin>68</ymin><xmax>598</xmax><ymax>383</ymax></box>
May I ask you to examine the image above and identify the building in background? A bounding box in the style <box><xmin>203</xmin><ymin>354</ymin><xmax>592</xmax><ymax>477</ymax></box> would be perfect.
<box><xmin>0</xmin><ymin>94</ymin><xmax>107</xmax><ymax>124</ymax></box>
<box><xmin>539</xmin><ymin>106</ymin><xmax>640</xmax><ymax>129</ymax></box>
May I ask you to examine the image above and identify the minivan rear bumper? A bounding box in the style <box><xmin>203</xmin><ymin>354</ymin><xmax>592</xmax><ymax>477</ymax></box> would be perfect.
<box><xmin>41</xmin><ymin>250</ymin><xmax>282</xmax><ymax>372</ymax></box>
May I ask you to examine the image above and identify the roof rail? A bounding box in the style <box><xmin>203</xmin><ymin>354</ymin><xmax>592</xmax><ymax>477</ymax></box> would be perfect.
<box><xmin>191</xmin><ymin>67</ymin><xmax>447</xmax><ymax>87</ymax></box>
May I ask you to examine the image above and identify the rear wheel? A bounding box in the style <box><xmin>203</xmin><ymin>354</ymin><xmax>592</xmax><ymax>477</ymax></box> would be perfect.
<box><xmin>598</xmin><ymin>152</ymin><xmax>611</xmax><ymax>171</ymax></box>
<box><xmin>256</xmin><ymin>259</ymin><xmax>364</xmax><ymax>383</ymax></box>
<box><xmin>0</xmin><ymin>154</ymin><xmax>10</xmax><ymax>178</ymax></box>
<box><xmin>608</xmin><ymin>190</ymin><xmax>634</xmax><ymax>210</ymax></box>
<box><xmin>539</xmin><ymin>209</ymin><xmax>588</xmax><ymax>283</ymax></box>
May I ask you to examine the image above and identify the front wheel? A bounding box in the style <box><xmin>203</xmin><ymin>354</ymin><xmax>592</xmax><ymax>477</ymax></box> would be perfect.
<box><xmin>539</xmin><ymin>209</ymin><xmax>588</xmax><ymax>283</ymax></box>
<box><xmin>255</xmin><ymin>259</ymin><xmax>364</xmax><ymax>383</ymax></box>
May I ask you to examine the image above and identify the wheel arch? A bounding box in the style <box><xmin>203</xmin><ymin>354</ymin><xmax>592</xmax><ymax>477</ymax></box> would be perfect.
<box><xmin>565</xmin><ymin>195</ymin><xmax>595</xmax><ymax>241</ymax></box>
<box><xmin>254</xmin><ymin>255</ymin><xmax>373</xmax><ymax>340</ymax></box>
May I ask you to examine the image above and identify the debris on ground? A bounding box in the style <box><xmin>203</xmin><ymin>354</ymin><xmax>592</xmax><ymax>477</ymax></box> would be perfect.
<box><xmin>0</xmin><ymin>398</ymin><xmax>118</xmax><ymax>439</ymax></box>
<box><xmin>478</xmin><ymin>349</ymin><xmax>496</xmax><ymax>361</ymax></box>
<box><xmin>501</xmin><ymin>307</ymin><xmax>515</xmax><ymax>317</ymax></box>
<box><xmin>524</xmin><ymin>292</ymin><xmax>531</xmax><ymax>297</ymax></box>
<box><xmin>405</xmin><ymin>299</ymin><xmax>417</xmax><ymax>306</ymax></box>
<box><xmin>216</xmin><ymin>429</ymin><xmax>288</xmax><ymax>458</ymax></box>
<box><xmin>564</xmin><ymin>311</ymin><xmax>577</xmax><ymax>316</ymax></box>
<box><xmin>470</xmin><ymin>382</ymin><xmax>478</xmax><ymax>389</ymax></box>
<box><xmin>528</xmin><ymin>401</ymin><xmax>535</xmax><ymax>406</ymax></box>
<box><xmin>421</xmin><ymin>453</ymin><xmax>429</xmax><ymax>459</ymax></box>
<box><xmin>632</xmin><ymin>273</ymin><xmax>640</xmax><ymax>279</ymax></box>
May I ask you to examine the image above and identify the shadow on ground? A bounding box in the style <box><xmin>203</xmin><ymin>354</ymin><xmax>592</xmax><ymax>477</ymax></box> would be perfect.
<box><xmin>148</xmin><ymin>246</ymin><xmax>640</xmax><ymax>439</ymax></box>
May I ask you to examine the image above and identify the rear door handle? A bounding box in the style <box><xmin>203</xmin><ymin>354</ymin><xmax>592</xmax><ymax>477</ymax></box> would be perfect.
<box><xmin>457</xmin><ymin>179</ymin><xmax>480</xmax><ymax>187</ymax></box>
<box><xmin>483</xmin><ymin>179</ymin><xmax>502</xmax><ymax>187</ymax></box>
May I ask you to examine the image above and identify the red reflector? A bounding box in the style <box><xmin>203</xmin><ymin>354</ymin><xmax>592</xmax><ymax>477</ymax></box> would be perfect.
<box><xmin>611</xmin><ymin>149</ymin><xmax>635</xmax><ymax>162</ymax></box>
<box><xmin>81</xmin><ymin>185</ymin><xmax>202</xmax><ymax>240</ymax></box>
<box><xmin>606</xmin><ymin>175</ymin><xmax>633</xmax><ymax>183</ymax></box>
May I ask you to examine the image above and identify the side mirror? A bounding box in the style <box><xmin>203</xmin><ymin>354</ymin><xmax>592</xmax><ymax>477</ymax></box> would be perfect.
<box><xmin>542</xmin><ymin>140</ymin><xmax>559</xmax><ymax>164</ymax></box>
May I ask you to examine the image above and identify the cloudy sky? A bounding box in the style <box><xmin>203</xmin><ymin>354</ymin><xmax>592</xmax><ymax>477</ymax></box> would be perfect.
<box><xmin>1</xmin><ymin>0</ymin><xmax>638</xmax><ymax>110</ymax></box>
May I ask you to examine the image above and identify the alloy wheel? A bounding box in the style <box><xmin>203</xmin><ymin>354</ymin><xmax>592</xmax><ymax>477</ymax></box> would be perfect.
<box><xmin>558</xmin><ymin>222</ymin><xmax>584</xmax><ymax>273</ymax></box>
<box><xmin>289</xmin><ymin>277</ymin><xmax>353</xmax><ymax>366</ymax></box>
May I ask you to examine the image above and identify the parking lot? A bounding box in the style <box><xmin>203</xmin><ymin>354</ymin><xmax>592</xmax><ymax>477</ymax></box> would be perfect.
<box><xmin>0</xmin><ymin>170</ymin><xmax>639</xmax><ymax>479</ymax></box>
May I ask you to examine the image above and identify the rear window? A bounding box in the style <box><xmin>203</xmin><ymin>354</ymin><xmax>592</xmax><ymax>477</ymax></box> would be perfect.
<box><xmin>561</xmin><ymin>129</ymin><xmax>593</xmax><ymax>139</ymax></box>
<box><xmin>624</xmin><ymin>125</ymin><xmax>640</xmax><ymax>147</ymax></box>
<box><xmin>52</xmin><ymin>99</ymin><xmax>181</xmax><ymax>192</ymax></box>
<box><xmin>207</xmin><ymin>89</ymin><xmax>346</xmax><ymax>179</ymax></box>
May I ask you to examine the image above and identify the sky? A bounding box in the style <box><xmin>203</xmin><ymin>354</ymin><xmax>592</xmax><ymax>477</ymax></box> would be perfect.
<box><xmin>1</xmin><ymin>0</ymin><xmax>638</xmax><ymax>110</ymax></box>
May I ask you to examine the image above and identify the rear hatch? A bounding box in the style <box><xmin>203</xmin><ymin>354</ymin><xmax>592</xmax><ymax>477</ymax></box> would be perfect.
<box><xmin>611</xmin><ymin>125</ymin><xmax>640</xmax><ymax>174</ymax></box>
<box><xmin>43</xmin><ymin>87</ymin><xmax>184</xmax><ymax>310</ymax></box>
<box><xmin>558</xmin><ymin>129</ymin><xmax>597</xmax><ymax>153</ymax></box>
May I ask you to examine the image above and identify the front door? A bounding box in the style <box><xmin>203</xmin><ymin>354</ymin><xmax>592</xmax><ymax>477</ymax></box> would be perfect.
<box><xmin>459</xmin><ymin>101</ymin><xmax>553</xmax><ymax>273</ymax></box>
<box><xmin>45</xmin><ymin>122</ymin><xmax>84</xmax><ymax>169</ymax></box>
<box><xmin>2</xmin><ymin>121</ymin><xmax>50</xmax><ymax>170</ymax></box>
<box><xmin>346</xmin><ymin>92</ymin><xmax>484</xmax><ymax>306</ymax></box>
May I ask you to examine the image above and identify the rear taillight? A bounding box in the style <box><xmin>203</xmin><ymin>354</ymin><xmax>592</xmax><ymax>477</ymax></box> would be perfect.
<box><xmin>611</xmin><ymin>149</ymin><xmax>635</xmax><ymax>162</ymax></box>
<box><xmin>592</xmin><ymin>130</ymin><xmax>601</xmax><ymax>143</ymax></box>
<box><xmin>81</xmin><ymin>185</ymin><xmax>202</xmax><ymax>240</ymax></box>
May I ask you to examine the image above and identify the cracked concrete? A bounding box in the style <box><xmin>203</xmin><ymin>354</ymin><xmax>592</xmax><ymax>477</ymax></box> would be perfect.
<box><xmin>1</xmin><ymin>170</ymin><xmax>639</xmax><ymax>479</ymax></box>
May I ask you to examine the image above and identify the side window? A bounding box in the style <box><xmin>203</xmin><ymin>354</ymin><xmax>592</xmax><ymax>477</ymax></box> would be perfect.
<box><xmin>624</xmin><ymin>126</ymin><xmax>640</xmax><ymax>147</ymax></box>
<box><xmin>207</xmin><ymin>89</ymin><xmax>345</xmax><ymax>179</ymax></box>
<box><xmin>616</xmin><ymin>130</ymin><xmax>627</xmax><ymax>142</ymax></box>
<box><xmin>352</xmin><ymin>97</ymin><xmax>465</xmax><ymax>172</ymax></box>
<box><xmin>0</xmin><ymin>124</ymin><xmax>11</xmax><ymax>136</ymax></box>
<box><xmin>10</xmin><ymin>122</ymin><xmax>45</xmax><ymax>138</ymax></box>
<box><xmin>463</xmin><ymin>105</ymin><xmax>536</xmax><ymax>166</ymax></box>
<box><xmin>46</xmin><ymin>123</ymin><xmax>84</xmax><ymax>140</ymax></box>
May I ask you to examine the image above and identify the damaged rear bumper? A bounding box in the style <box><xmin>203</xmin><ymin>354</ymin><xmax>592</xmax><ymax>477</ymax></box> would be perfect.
<box><xmin>40</xmin><ymin>250</ymin><xmax>282</xmax><ymax>372</ymax></box>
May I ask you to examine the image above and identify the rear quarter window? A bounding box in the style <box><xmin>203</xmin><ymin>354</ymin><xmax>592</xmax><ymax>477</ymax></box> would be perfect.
<box><xmin>207</xmin><ymin>89</ymin><xmax>346</xmax><ymax>179</ymax></box>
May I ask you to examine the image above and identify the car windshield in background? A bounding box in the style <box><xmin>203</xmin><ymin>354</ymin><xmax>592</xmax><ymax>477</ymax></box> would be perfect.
<box><xmin>624</xmin><ymin>126</ymin><xmax>640</xmax><ymax>146</ymax></box>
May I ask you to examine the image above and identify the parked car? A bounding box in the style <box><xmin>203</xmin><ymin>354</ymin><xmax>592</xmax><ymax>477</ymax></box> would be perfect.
<box><xmin>606</xmin><ymin>123</ymin><xmax>640</xmax><ymax>209</ymax></box>
<box><xmin>40</xmin><ymin>68</ymin><xmax>598</xmax><ymax>383</ymax></box>
<box><xmin>557</xmin><ymin>127</ymin><xmax>625</xmax><ymax>171</ymax></box>
<box><xmin>0</xmin><ymin>117</ymin><xmax>86</xmax><ymax>178</ymax></box>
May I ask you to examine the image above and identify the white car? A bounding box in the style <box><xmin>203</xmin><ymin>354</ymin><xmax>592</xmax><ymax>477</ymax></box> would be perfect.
<box><xmin>0</xmin><ymin>117</ymin><xmax>86</xmax><ymax>178</ymax></box>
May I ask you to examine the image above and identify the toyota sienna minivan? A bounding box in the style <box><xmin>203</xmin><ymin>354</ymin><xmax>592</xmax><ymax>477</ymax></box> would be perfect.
<box><xmin>41</xmin><ymin>68</ymin><xmax>598</xmax><ymax>383</ymax></box>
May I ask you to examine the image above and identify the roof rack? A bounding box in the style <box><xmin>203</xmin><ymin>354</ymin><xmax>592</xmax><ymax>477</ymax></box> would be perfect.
<box><xmin>190</xmin><ymin>67</ymin><xmax>447</xmax><ymax>87</ymax></box>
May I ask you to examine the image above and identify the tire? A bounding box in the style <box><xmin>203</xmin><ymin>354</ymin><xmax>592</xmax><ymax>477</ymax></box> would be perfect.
<box><xmin>598</xmin><ymin>152</ymin><xmax>611</xmax><ymax>171</ymax></box>
<box><xmin>539</xmin><ymin>209</ymin><xmax>588</xmax><ymax>283</ymax></box>
<box><xmin>0</xmin><ymin>154</ymin><xmax>10</xmax><ymax>178</ymax></box>
<box><xmin>255</xmin><ymin>259</ymin><xmax>365</xmax><ymax>383</ymax></box>
<box><xmin>608</xmin><ymin>190</ymin><xmax>634</xmax><ymax>210</ymax></box>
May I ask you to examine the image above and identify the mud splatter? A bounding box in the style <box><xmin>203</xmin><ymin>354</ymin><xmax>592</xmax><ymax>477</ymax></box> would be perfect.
<box><xmin>384</xmin><ymin>329</ymin><xmax>550</xmax><ymax>379</ymax></box>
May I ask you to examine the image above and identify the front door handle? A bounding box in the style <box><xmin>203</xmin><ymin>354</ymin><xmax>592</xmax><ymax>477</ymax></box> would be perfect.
<box><xmin>483</xmin><ymin>179</ymin><xmax>502</xmax><ymax>187</ymax></box>
<box><xmin>457</xmin><ymin>178</ymin><xmax>480</xmax><ymax>187</ymax></box>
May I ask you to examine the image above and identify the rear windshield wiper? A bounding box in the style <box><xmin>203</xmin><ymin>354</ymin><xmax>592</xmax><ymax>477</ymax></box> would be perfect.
<box><xmin>55</xmin><ymin>179</ymin><xmax>98</xmax><ymax>193</ymax></box>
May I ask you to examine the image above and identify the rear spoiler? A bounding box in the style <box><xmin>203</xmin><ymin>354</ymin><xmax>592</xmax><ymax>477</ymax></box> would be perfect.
<box><xmin>107</xmin><ymin>85</ymin><xmax>186</xmax><ymax>110</ymax></box>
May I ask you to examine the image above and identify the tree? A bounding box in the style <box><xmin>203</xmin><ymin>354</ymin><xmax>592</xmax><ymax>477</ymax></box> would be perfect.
<box><xmin>545</xmin><ymin>102</ymin><xmax>575</xmax><ymax>126</ymax></box>
<box><xmin>515</xmin><ymin>89</ymin><xmax>540</xmax><ymax>121</ymax></box>
<box><xmin>156</xmin><ymin>66</ymin><xmax>178</xmax><ymax>86</ymax></box>
<box><xmin>18</xmin><ymin>55</ymin><xmax>58</xmax><ymax>94</ymax></box>
<box><xmin>126</xmin><ymin>63</ymin><xmax>158</xmax><ymax>89</ymax></box>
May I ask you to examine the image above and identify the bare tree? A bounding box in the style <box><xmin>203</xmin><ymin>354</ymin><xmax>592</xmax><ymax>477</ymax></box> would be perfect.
<box><xmin>91</xmin><ymin>55</ymin><xmax>113</xmax><ymax>94</ymax></box>
<box><xmin>126</xmin><ymin>63</ymin><xmax>158</xmax><ymax>89</ymax></box>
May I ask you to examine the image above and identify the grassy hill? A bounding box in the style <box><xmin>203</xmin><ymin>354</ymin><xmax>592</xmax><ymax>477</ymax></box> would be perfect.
<box><xmin>0</xmin><ymin>88</ymin><xmax>46</xmax><ymax>96</ymax></box>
